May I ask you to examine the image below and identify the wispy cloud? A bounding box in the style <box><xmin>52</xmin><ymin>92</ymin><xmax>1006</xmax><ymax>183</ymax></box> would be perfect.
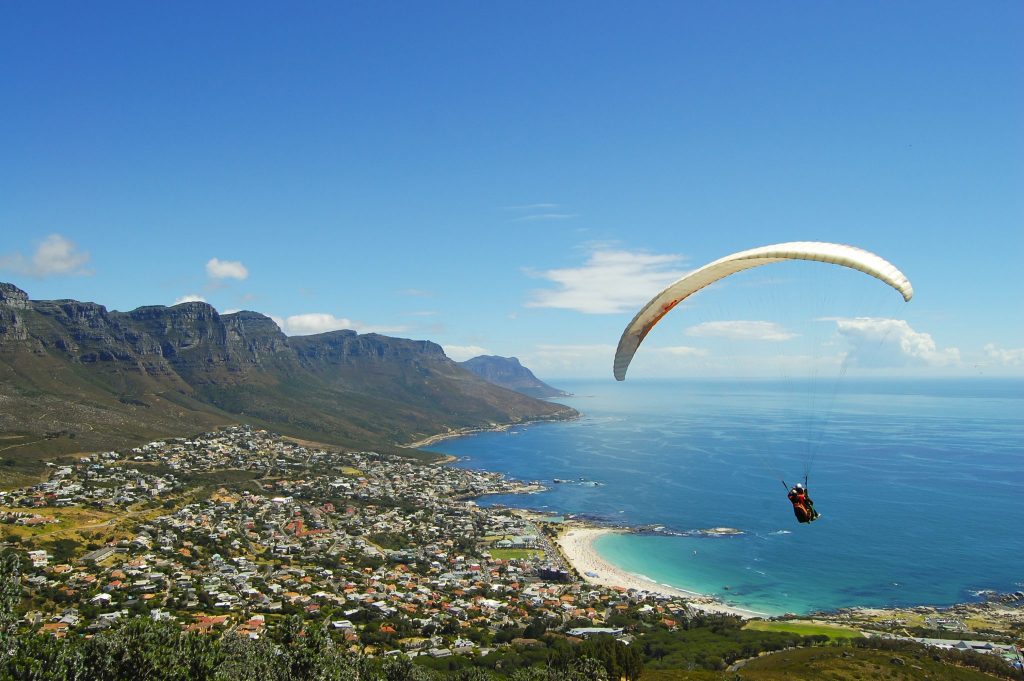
<box><xmin>834</xmin><ymin>317</ymin><xmax>960</xmax><ymax>368</ymax></box>
<box><xmin>206</xmin><ymin>257</ymin><xmax>249</xmax><ymax>280</ymax></box>
<box><xmin>0</xmin><ymin>234</ymin><xmax>92</xmax><ymax>277</ymax></box>
<box><xmin>397</xmin><ymin>288</ymin><xmax>434</xmax><ymax>298</ymax></box>
<box><xmin>502</xmin><ymin>203</ymin><xmax>561</xmax><ymax>211</ymax></box>
<box><xmin>657</xmin><ymin>345</ymin><xmax>709</xmax><ymax>357</ymax></box>
<box><xmin>983</xmin><ymin>343</ymin><xmax>1024</xmax><ymax>366</ymax></box>
<box><xmin>511</xmin><ymin>213</ymin><xmax>578</xmax><ymax>223</ymax></box>
<box><xmin>686</xmin><ymin>320</ymin><xmax>798</xmax><ymax>342</ymax></box>
<box><xmin>278</xmin><ymin>312</ymin><xmax>407</xmax><ymax>336</ymax></box>
<box><xmin>503</xmin><ymin>203</ymin><xmax>577</xmax><ymax>223</ymax></box>
<box><xmin>173</xmin><ymin>294</ymin><xmax>207</xmax><ymax>305</ymax></box>
<box><xmin>443</xmin><ymin>344</ymin><xmax>490</xmax><ymax>361</ymax></box>
<box><xmin>526</xmin><ymin>248</ymin><xmax>687</xmax><ymax>314</ymax></box>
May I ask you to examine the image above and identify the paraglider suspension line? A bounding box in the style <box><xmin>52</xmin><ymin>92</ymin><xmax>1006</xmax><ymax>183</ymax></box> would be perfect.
<box><xmin>781</xmin><ymin>473</ymin><xmax>809</xmax><ymax>491</ymax></box>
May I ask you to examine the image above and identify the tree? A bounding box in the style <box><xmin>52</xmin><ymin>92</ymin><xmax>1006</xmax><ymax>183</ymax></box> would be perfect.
<box><xmin>216</xmin><ymin>634</ymin><xmax>287</xmax><ymax>681</ymax></box>
<box><xmin>507</xmin><ymin>657</ymin><xmax>610</xmax><ymax>681</ymax></box>
<box><xmin>79</xmin><ymin>617</ymin><xmax>220</xmax><ymax>681</ymax></box>
<box><xmin>447</xmin><ymin>668</ymin><xmax>494</xmax><ymax>681</ymax></box>
<box><xmin>380</xmin><ymin>655</ymin><xmax>438</xmax><ymax>681</ymax></box>
<box><xmin>0</xmin><ymin>551</ymin><xmax>23</xmax><ymax>660</ymax></box>
<box><xmin>522</xmin><ymin>617</ymin><xmax>548</xmax><ymax>640</ymax></box>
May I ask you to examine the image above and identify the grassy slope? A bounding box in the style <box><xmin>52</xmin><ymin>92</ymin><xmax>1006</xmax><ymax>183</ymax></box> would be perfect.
<box><xmin>735</xmin><ymin>646</ymin><xmax>1007</xmax><ymax>680</ymax></box>
<box><xmin>743</xmin><ymin>620</ymin><xmax>863</xmax><ymax>639</ymax></box>
<box><xmin>639</xmin><ymin>647</ymin><xmax>1008</xmax><ymax>680</ymax></box>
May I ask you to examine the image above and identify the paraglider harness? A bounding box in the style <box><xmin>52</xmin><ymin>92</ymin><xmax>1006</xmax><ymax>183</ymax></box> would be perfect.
<box><xmin>783</xmin><ymin>475</ymin><xmax>819</xmax><ymax>524</ymax></box>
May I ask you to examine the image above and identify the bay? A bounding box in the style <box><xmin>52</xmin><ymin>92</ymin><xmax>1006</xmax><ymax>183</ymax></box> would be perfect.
<box><xmin>431</xmin><ymin>378</ymin><xmax>1024</xmax><ymax>615</ymax></box>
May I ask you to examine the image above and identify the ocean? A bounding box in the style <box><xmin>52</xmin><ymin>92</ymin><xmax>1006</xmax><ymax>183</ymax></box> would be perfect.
<box><xmin>430</xmin><ymin>378</ymin><xmax>1024</xmax><ymax>615</ymax></box>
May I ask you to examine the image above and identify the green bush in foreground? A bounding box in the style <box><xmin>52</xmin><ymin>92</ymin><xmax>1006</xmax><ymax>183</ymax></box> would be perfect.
<box><xmin>0</xmin><ymin>615</ymin><xmax>620</xmax><ymax>681</ymax></box>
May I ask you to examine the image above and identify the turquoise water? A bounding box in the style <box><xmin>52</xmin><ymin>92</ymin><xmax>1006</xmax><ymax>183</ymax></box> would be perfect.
<box><xmin>432</xmin><ymin>379</ymin><xmax>1024</xmax><ymax>615</ymax></box>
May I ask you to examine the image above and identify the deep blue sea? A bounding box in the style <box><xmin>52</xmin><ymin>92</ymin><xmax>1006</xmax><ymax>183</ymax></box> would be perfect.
<box><xmin>430</xmin><ymin>379</ymin><xmax>1024</xmax><ymax>615</ymax></box>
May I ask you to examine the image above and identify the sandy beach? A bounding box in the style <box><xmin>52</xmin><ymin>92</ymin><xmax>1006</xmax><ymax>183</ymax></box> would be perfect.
<box><xmin>405</xmin><ymin>423</ymin><xmax>520</xmax><ymax>449</ymax></box>
<box><xmin>406</xmin><ymin>413</ymin><xmax>580</xmax><ymax>449</ymax></box>
<box><xmin>555</xmin><ymin>525</ymin><xmax>767</xmax><ymax>619</ymax></box>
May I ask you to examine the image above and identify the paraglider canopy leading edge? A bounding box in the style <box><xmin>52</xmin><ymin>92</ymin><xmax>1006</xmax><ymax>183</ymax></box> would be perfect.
<box><xmin>613</xmin><ymin>241</ymin><xmax>914</xmax><ymax>381</ymax></box>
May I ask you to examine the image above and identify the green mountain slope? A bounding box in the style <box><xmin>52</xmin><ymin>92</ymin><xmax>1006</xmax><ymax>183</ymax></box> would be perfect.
<box><xmin>0</xmin><ymin>283</ymin><xmax>576</xmax><ymax>479</ymax></box>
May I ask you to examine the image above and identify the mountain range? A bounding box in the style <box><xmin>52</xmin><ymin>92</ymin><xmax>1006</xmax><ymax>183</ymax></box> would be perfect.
<box><xmin>0</xmin><ymin>283</ymin><xmax>576</xmax><ymax>479</ymax></box>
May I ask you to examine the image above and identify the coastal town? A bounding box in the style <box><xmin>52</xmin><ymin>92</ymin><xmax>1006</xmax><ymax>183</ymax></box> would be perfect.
<box><xmin>0</xmin><ymin>426</ymin><xmax>693</xmax><ymax>653</ymax></box>
<box><xmin>1</xmin><ymin>425</ymin><xmax>1021</xmax><ymax>671</ymax></box>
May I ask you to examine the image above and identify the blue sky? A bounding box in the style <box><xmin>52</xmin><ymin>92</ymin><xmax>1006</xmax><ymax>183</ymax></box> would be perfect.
<box><xmin>2</xmin><ymin>2</ymin><xmax>1021</xmax><ymax>379</ymax></box>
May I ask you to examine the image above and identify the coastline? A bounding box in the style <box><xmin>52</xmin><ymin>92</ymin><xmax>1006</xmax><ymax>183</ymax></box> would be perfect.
<box><xmin>419</xmin><ymin>418</ymin><xmax>770</xmax><ymax>619</ymax></box>
<box><xmin>554</xmin><ymin>524</ymin><xmax>768</xmax><ymax>619</ymax></box>
<box><xmin>407</xmin><ymin>424</ymin><xmax>516</xmax><ymax>449</ymax></box>
<box><xmin>411</xmin><ymin>390</ymin><xmax>1024</xmax><ymax>631</ymax></box>
<box><xmin>406</xmin><ymin>413</ymin><xmax>577</xmax><ymax>449</ymax></box>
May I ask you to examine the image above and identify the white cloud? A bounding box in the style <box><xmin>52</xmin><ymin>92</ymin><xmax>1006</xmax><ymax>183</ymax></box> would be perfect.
<box><xmin>983</xmin><ymin>343</ymin><xmax>1024</xmax><ymax>366</ymax></box>
<box><xmin>443</xmin><ymin>345</ymin><xmax>491</xmax><ymax>362</ymax></box>
<box><xmin>526</xmin><ymin>249</ymin><xmax>687</xmax><ymax>314</ymax></box>
<box><xmin>173</xmin><ymin>294</ymin><xmax>207</xmax><ymax>304</ymax></box>
<box><xmin>0</xmin><ymin>234</ymin><xmax>92</xmax><ymax>277</ymax></box>
<box><xmin>835</xmin><ymin>317</ymin><xmax>961</xmax><ymax>368</ymax></box>
<box><xmin>279</xmin><ymin>312</ymin><xmax>407</xmax><ymax>336</ymax></box>
<box><xmin>657</xmin><ymin>346</ymin><xmax>709</xmax><ymax>357</ymax></box>
<box><xmin>206</xmin><ymin>257</ymin><xmax>249</xmax><ymax>280</ymax></box>
<box><xmin>282</xmin><ymin>313</ymin><xmax>355</xmax><ymax>335</ymax></box>
<box><xmin>685</xmin><ymin>320</ymin><xmax>797</xmax><ymax>342</ymax></box>
<box><xmin>398</xmin><ymin>288</ymin><xmax>434</xmax><ymax>298</ymax></box>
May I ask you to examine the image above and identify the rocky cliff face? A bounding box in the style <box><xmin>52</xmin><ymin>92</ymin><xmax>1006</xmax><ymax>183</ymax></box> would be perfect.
<box><xmin>0</xmin><ymin>283</ymin><xmax>30</xmax><ymax>309</ymax></box>
<box><xmin>0</xmin><ymin>283</ymin><xmax>31</xmax><ymax>342</ymax></box>
<box><xmin>0</xmin><ymin>283</ymin><xmax>577</xmax><ymax>462</ymax></box>
<box><xmin>223</xmin><ymin>311</ymin><xmax>290</xmax><ymax>358</ymax></box>
<box><xmin>291</xmin><ymin>330</ymin><xmax>447</xmax><ymax>365</ymax></box>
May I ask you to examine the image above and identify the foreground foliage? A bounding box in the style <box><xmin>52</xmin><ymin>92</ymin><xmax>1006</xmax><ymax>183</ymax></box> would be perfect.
<box><xmin>0</xmin><ymin>615</ymin><xmax>619</xmax><ymax>681</ymax></box>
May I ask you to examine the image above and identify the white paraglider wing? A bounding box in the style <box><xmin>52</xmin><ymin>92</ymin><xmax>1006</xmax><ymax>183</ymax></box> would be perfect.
<box><xmin>613</xmin><ymin>241</ymin><xmax>913</xmax><ymax>381</ymax></box>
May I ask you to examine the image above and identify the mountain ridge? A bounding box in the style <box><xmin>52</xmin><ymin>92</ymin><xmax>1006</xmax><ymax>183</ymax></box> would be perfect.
<box><xmin>0</xmin><ymin>283</ymin><xmax>576</xmax><ymax>478</ymax></box>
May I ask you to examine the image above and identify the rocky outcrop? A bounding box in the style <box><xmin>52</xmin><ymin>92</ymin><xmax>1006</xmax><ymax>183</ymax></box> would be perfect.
<box><xmin>460</xmin><ymin>355</ymin><xmax>570</xmax><ymax>399</ymax></box>
<box><xmin>0</xmin><ymin>283</ymin><xmax>30</xmax><ymax>309</ymax></box>
<box><xmin>0</xmin><ymin>283</ymin><xmax>31</xmax><ymax>343</ymax></box>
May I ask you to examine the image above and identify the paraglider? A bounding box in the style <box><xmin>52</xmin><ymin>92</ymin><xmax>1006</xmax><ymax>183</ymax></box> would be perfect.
<box><xmin>786</xmin><ymin>481</ymin><xmax>819</xmax><ymax>523</ymax></box>
<box><xmin>612</xmin><ymin>241</ymin><xmax>914</xmax><ymax>523</ymax></box>
<box><xmin>613</xmin><ymin>241</ymin><xmax>913</xmax><ymax>381</ymax></box>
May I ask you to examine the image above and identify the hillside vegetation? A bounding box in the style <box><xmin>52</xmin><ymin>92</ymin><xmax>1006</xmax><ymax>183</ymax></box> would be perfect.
<box><xmin>0</xmin><ymin>283</ymin><xmax>575</xmax><ymax>482</ymax></box>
